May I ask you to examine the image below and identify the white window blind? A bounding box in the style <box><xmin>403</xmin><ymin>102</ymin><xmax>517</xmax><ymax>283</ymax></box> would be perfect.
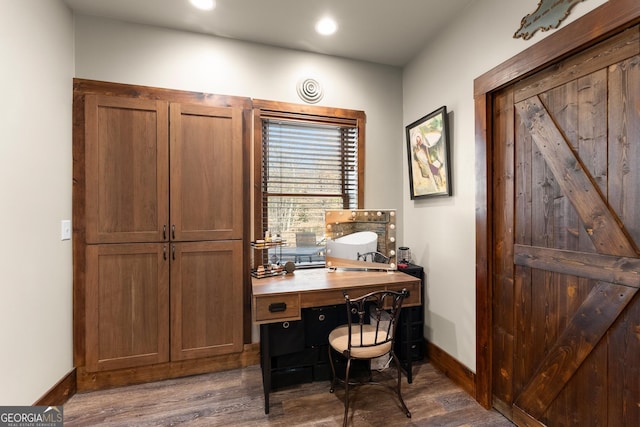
<box><xmin>261</xmin><ymin>118</ymin><xmax>359</xmax><ymax>266</ymax></box>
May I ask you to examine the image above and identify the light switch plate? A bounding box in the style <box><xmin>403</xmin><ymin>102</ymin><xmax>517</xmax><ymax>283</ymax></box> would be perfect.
<box><xmin>61</xmin><ymin>220</ymin><xmax>71</xmax><ymax>240</ymax></box>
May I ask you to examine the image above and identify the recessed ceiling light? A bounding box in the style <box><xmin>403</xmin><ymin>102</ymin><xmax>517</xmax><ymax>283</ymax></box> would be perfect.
<box><xmin>315</xmin><ymin>17</ymin><xmax>337</xmax><ymax>36</ymax></box>
<box><xmin>190</xmin><ymin>0</ymin><xmax>216</xmax><ymax>11</ymax></box>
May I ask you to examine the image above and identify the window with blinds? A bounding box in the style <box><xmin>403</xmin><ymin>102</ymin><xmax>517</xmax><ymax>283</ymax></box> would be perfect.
<box><xmin>261</xmin><ymin>117</ymin><xmax>359</xmax><ymax>267</ymax></box>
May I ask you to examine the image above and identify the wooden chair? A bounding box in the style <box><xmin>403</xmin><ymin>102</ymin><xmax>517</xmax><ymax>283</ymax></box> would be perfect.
<box><xmin>328</xmin><ymin>289</ymin><xmax>411</xmax><ymax>426</ymax></box>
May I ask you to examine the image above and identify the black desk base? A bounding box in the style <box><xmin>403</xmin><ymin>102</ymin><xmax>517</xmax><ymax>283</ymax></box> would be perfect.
<box><xmin>259</xmin><ymin>304</ymin><xmax>420</xmax><ymax>414</ymax></box>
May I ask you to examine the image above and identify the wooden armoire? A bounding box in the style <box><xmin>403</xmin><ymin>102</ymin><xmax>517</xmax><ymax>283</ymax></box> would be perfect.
<box><xmin>73</xmin><ymin>79</ymin><xmax>251</xmax><ymax>390</ymax></box>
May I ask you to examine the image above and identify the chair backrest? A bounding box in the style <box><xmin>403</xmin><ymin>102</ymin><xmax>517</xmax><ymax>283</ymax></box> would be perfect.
<box><xmin>356</xmin><ymin>251</ymin><xmax>390</xmax><ymax>263</ymax></box>
<box><xmin>343</xmin><ymin>289</ymin><xmax>407</xmax><ymax>352</ymax></box>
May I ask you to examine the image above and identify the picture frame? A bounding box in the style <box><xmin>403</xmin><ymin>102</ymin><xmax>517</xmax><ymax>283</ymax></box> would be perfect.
<box><xmin>405</xmin><ymin>106</ymin><xmax>452</xmax><ymax>199</ymax></box>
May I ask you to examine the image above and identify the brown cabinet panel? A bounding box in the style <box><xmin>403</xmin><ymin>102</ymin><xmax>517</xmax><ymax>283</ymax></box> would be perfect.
<box><xmin>170</xmin><ymin>104</ymin><xmax>244</xmax><ymax>241</ymax></box>
<box><xmin>170</xmin><ymin>240</ymin><xmax>243</xmax><ymax>361</ymax></box>
<box><xmin>86</xmin><ymin>243</ymin><xmax>170</xmax><ymax>372</ymax></box>
<box><xmin>85</xmin><ymin>95</ymin><xmax>169</xmax><ymax>244</ymax></box>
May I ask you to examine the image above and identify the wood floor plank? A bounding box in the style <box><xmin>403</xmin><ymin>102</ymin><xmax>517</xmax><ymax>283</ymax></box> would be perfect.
<box><xmin>63</xmin><ymin>362</ymin><xmax>513</xmax><ymax>426</ymax></box>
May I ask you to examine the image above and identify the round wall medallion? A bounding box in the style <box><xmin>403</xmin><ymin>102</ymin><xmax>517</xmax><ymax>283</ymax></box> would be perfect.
<box><xmin>297</xmin><ymin>78</ymin><xmax>323</xmax><ymax>104</ymax></box>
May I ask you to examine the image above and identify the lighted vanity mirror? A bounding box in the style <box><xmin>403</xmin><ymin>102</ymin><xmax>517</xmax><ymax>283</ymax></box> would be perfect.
<box><xmin>324</xmin><ymin>209</ymin><xmax>397</xmax><ymax>270</ymax></box>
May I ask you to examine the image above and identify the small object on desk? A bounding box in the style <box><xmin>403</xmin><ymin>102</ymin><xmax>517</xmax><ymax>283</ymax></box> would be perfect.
<box><xmin>398</xmin><ymin>246</ymin><xmax>412</xmax><ymax>264</ymax></box>
<box><xmin>284</xmin><ymin>261</ymin><xmax>296</xmax><ymax>274</ymax></box>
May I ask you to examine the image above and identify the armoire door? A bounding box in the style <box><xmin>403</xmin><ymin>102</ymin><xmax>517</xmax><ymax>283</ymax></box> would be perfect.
<box><xmin>85</xmin><ymin>243</ymin><xmax>170</xmax><ymax>372</ymax></box>
<box><xmin>169</xmin><ymin>104</ymin><xmax>244</xmax><ymax>242</ymax></box>
<box><xmin>491</xmin><ymin>26</ymin><xmax>640</xmax><ymax>426</ymax></box>
<box><xmin>170</xmin><ymin>240</ymin><xmax>244</xmax><ymax>361</ymax></box>
<box><xmin>84</xmin><ymin>95</ymin><xmax>169</xmax><ymax>244</ymax></box>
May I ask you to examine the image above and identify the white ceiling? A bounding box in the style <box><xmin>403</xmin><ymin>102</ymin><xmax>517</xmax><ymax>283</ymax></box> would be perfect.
<box><xmin>63</xmin><ymin>0</ymin><xmax>475</xmax><ymax>67</ymax></box>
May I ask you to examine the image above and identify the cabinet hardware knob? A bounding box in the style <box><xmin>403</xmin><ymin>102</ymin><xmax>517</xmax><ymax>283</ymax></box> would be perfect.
<box><xmin>163</xmin><ymin>245</ymin><xmax>167</xmax><ymax>260</ymax></box>
<box><xmin>172</xmin><ymin>245</ymin><xmax>176</xmax><ymax>260</ymax></box>
<box><xmin>163</xmin><ymin>225</ymin><xmax>167</xmax><ymax>240</ymax></box>
<box><xmin>172</xmin><ymin>224</ymin><xmax>176</xmax><ymax>239</ymax></box>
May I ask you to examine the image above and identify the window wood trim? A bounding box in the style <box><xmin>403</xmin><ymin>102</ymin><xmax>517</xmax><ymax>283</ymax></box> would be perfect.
<box><xmin>252</xmin><ymin>99</ymin><xmax>366</xmax><ymax>242</ymax></box>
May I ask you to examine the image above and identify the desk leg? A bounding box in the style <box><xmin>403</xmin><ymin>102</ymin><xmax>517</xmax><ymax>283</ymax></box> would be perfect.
<box><xmin>404</xmin><ymin>312</ymin><xmax>413</xmax><ymax>383</ymax></box>
<box><xmin>260</xmin><ymin>323</ymin><xmax>271</xmax><ymax>414</ymax></box>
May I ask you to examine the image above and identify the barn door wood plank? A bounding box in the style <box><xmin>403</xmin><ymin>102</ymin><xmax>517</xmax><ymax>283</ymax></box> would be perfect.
<box><xmin>514</xmin><ymin>244</ymin><xmax>640</xmax><ymax>289</ymax></box>
<box><xmin>512</xmin><ymin>404</ymin><xmax>546</xmax><ymax>427</ymax></box>
<box><xmin>609</xmin><ymin>55</ymin><xmax>640</xmax><ymax>246</ymax></box>
<box><xmin>514</xmin><ymin>25</ymin><xmax>639</xmax><ymax>103</ymax></box>
<box><xmin>492</xmin><ymin>88</ymin><xmax>516</xmax><ymax>406</ymax></box>
<box><xmin>514</xmin><ymin>282</ymin><xmax>637</xmax><ymax>417</ymax></box>
<box><xmin>515</xmin><ymin>96</ymin><xmax>638</xmax><ymax>257</ymax></box>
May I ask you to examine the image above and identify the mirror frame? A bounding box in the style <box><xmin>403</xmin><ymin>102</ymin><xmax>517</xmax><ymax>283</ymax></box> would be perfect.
<box><xmin>324</xmin><ymin>209</ymin><xmax>397</xmax><ymax>270</ymax></box>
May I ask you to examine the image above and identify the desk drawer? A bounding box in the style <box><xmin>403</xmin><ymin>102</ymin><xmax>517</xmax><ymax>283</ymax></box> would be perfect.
<box><xmin>300</xmin><ymin>287</ymin><xmax>370</xmax><ymax>308</ymax></box>
<box><xmin>298</xmin><ymin>282</ymin><xmax>420</xmax><ymax>308</ymax></box>
<box><xmin>254</xmin><ymin>294</ymin><xmax>300</xmax><ymax>323</ymax></box>
<box><xmin>388</xmin><ymin>282</ymin><xmax>421</xmax><ymax>307</ymax></box>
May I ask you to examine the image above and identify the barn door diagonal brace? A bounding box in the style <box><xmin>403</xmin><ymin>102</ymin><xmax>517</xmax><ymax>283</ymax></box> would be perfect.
<box><xmin>515</xmin><ymin>96</ymin><xmax>638</xmax><ymax>257</ymax></box>
<box><xmin>514</xmin><ymin>281</ymin><xmax>636</xmax><ymax>417</ymax></box>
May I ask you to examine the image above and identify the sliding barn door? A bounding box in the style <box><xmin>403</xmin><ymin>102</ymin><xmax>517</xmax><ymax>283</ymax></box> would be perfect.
<box><xmin>491</xmin><ymin>26</ymin><xmax>640</xmax><ymax>426</ymax></box>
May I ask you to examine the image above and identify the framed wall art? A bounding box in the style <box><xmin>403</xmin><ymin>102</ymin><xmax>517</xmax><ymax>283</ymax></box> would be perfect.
<box><xmin>405</xmin><ymin>106</ymin><xmax>452</xmax><ymax>199</ymax></box>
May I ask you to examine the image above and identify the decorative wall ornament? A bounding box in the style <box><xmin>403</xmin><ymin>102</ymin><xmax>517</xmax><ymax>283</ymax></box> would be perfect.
<box><xmin>514</xmin><ymin>0</ymin><xmax>585</xmax><ymax>40</ymax></box>
<box><xmin>296</xmin><ymin>78</ymin><xmax>323</xmax><ymax>104</ymax></box>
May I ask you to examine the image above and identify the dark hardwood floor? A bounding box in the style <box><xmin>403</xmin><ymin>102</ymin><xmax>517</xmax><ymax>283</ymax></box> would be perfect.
<box><xmin>63</xmin><ymin>361</ymin><xmax>513</xmax><ymax>426</ymax></box>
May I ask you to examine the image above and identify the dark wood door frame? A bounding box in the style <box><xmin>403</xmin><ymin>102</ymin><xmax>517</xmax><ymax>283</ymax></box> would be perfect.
<box><xmin>473</xmin><ymin>0</ymin><xmax>640</xmax><ymax>409</ymax></box>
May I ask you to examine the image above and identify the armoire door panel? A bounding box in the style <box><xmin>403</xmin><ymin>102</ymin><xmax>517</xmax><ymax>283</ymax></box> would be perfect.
<box><xmin>170</xmin><ymin>240</ymin><xmax>243</xmax><ymax>361</ymax></box>
<box><xmin>85</xmin><ymin>95</ymin><xmax>169</xmax><ymax>244</ymax></box>
<box><xmin>85</xmin><ymin>243</ymin><xmax>170</xmax><ymax>372</ymax></box>
<box><xmin>169</xmin><ymin>104</ymin><xmax>243</xmax><ymax>241</ymax></box>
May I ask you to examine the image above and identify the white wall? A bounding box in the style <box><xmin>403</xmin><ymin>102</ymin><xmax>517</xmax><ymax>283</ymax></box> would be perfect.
<box><xmin>0</xmin><ymin>0</ymin><xmax>74</xmax><ymax>405</ymax></box>
<box><xmin>402</xmin><ymin>0</ymin><xmax>607</xmax><ymax>371</ymax></box>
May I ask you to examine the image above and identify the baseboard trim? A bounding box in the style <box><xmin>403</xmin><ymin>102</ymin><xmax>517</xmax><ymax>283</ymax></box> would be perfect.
<box><xmin>426</xmin><ymin>340</ymin><xmax>476</xmax><ymax>398</ymax></box>
<box><xmin>35</xmin><ymin>344</ymin><xmax>260</xmax><ymax>403</ymax></box>
<box><xmin>77</xmin><ymin>343</ymin><xmax>261</xmax><ymax>392</ymax></box>
<box><xmin>34</xmin><ymin>368</ymin><xmax>77</xmax><ymax>406</ymax></box>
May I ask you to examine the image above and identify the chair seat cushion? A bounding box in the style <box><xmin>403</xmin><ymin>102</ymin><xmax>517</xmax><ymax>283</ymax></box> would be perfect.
<box><xmin>329</xmin><ymin>324</ymin><xmax>392</xmax><ymax>359</ymax></box>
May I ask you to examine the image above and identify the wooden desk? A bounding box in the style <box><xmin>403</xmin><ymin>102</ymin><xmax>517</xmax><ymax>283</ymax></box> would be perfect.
<box><xmin>252</xmin><ymin>268</ymin><xmax>421</xmax><ymax>413</ymax></box>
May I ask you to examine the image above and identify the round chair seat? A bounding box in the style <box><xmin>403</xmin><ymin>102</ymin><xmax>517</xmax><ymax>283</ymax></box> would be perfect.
<box><xmin>329</xmin><ymin>324</ymin><xmax>392</xmax><ymax>358</ymax></box>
